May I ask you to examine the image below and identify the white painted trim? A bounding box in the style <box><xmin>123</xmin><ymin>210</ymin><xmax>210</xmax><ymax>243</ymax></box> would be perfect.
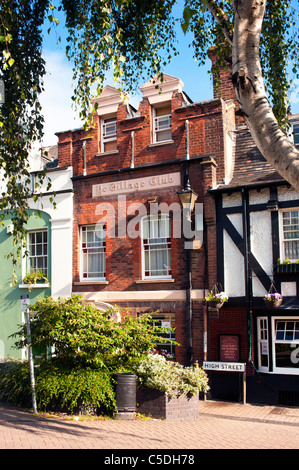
<box><xmin>79</xmin><ymin>289</ymin><xmax>205</xmax><ymax>302</ymax></box>
<box><xmin>19</xmin><ymin>284</ymin><xmax>50</xmax><ymax>289</ymax></box>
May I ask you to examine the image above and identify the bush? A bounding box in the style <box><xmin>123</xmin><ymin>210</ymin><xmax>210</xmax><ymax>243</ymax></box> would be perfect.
<box><xmin>0</xmin><ymin>360</ymin><xmax>116</xmax><ymax>415</ymax></box>
<box><xmin>35</xmin><ymin>362</ymin><xmax>116</xmax><ymax>414</ymax></box>
<box><xmin>132</xmin><ymin>353</ymin><xmax>210</xmax><ymax>397</ymax></box>
<box><xmin>0</xmin><ymin>361</ymin><xmax>32</xmax><ymax>407</ymax></box>
<box><xmin>12</xmin><ymin>295</ymin><xmax>176</xmax><ymax>372</ymax></box>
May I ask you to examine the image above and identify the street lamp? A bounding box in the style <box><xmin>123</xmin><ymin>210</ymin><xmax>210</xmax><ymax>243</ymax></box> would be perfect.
<box><xmin>177</xmin><ymin>179</ymin><xmax>198</xmax><ymax>366</ymax></box>
<box><xmin>177</xmin><ymin>181</ymin><xmax>198</xmax><ymax>219</ymax></box>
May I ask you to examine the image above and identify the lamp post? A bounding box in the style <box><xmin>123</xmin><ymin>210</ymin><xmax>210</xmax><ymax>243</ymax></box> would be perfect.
<box><xmin>26</xmin><ymin>307</ymin><xmax>37</xmax><ymax>414</ymax></box>
<box><xmin>177</xmin><ymin>180</ymin><xmax>198</xmax><ymax>366</ymax></box>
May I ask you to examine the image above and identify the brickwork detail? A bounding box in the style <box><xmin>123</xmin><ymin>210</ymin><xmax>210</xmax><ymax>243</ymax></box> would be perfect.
<box><xmin>136</xmin><ymin>388</ymin><xmax>199</xmax><ymax>420</ymax></box>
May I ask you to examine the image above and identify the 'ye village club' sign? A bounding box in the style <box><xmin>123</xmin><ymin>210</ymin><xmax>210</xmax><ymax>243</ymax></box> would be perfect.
<box><xmin>92</xmin><ymin>172</ymin><xmax>181</xmax><ymax>198</ymax></box>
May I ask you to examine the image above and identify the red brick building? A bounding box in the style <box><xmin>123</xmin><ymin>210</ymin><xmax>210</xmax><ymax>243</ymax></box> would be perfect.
<box><xmin>55</xmin><ymin>48</ymin><xmax>299</xmax><ymax>404</ymax></box>
<box><xmin>55</xmin><ymin>51</ymin><xmax>236</xmax><ymax>368</ymax></box>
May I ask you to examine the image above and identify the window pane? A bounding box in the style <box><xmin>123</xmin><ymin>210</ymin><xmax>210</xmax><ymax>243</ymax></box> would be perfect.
<box><xmin>275</xmin><ymin>344</ymin><xmax>299</xmax><ymax>369</ymax></box>
<box><xmin>151</xmin><ymin>313</ymin><xmax>175</xmax><ymax>355</ymax></box>
<box><xmin>142</xmin><ymin>216</ymin><xmax>171</xmax><ymax>278</ymax></box>
<box><xmin>260</xmin><ymin>344</ymin><xmax>268</xmax><ymax>367</ymax></box>
<box><xmin>27</xmin><ymin>230</ymin><xmax>48</xmax><ymax>275</ymax></box>
<box><xmin>81</xmin><ymin>225</ymin><xmax>106</xmax><ymax>279</ymax></box>
<box><xmin>283</xmin><ymin>211</ymin><xmax>299</xmax><ymax>259</ymax></box>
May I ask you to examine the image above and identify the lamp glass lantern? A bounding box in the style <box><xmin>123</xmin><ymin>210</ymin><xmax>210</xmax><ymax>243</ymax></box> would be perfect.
<box><xmin>177</xmin><ymin>186</ymin><xmax>198</xmax><ymax>218</ymax></box>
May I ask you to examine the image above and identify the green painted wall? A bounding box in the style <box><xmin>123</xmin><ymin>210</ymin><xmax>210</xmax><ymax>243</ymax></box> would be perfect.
<box><xmin>0</xmin><ymin>210</ymin><xmax>51</xmax><ymax>361</ymax></box>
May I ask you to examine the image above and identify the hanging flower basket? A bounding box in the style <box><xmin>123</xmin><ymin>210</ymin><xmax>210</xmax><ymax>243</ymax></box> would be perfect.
<box><xmin>205</xmin><ymin>288</ymin><xmax>228</xmax><ymax>310</ymax></box>
<box><xmin>264</xmin><ymin>293</ymin><xmax>282</xmax><ymax>308</ymax></box>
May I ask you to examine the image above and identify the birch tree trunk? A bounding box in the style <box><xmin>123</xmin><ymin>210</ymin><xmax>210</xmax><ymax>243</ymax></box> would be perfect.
<box><xmin>232</xmin><ymin>0</ymin><xmax>299</xmax><ymax>190</ymax></box>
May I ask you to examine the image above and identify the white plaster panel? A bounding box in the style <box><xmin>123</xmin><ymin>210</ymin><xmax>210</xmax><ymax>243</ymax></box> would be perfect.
<box><xmin>227</xmin><ymin>213</ymin><xmax>243</xmax><ymax>237</ymax></box>
<box><xmin>281</xmin><ymin>282</ymin><xmax>297</xmax><ymax>297</ymax></box>
<box><xmin>250</xmin><ymin>211</ymin><xmax>273</xmax><ymax>276</ymax></box>
<box><xmin>252</xmin><ymin>275</ymin><xmax>268</xmax><ymax>297</ymax></box>
<box><xmin>224</xmin><ymin>229</ymin><xmax>245</xmax><ymax>297</ymax></box>
<box><xmin>249</xmin><ymin>188</ymin><xmax>269</xmax><ymax>205</ymax></box>
<box><xmin>222</xmin><ymin>192</ymin><xmax>242</xmax><ymax>208</ymax></box>
<box><xmin>278</xmin><ymin>186</ymin><xmax>299</xmax><ymax>201</ymax></box>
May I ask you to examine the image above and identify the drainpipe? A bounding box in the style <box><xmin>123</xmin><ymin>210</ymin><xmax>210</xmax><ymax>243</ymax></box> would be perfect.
<box><xmin>185</xmin><ymin>120</ymin><xmax>190</xmax><ymax>160</ymax></box>
<box><xmin>130</xmin><ymin>131</ymin><xmax>135</xmax><ymax>168</ymax></box>
<box><xmin>82</xmin><ymin>140</ymin><xmax>87</xmax><ymax>176</ymax></box>
<box><xmin>186</xmin><ymin>241</ymin><xmax>193</xmax><ymax>366</ymax></box>
<box><xmin>185</xmin><ymin>120</ymin><xmax>192</xmax><ymax>365</ymax></box>
<box><xmin>241</xmin><ymin>188</ymin><xmax>252</xmax><ymax>363</ymax></box>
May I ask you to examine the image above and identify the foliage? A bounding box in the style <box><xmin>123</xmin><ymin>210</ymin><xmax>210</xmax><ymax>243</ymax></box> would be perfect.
<box><xmin>277</xmin><ymin>257</ymin><xmax>299</xmax><ymax>265</ymax></box>
<box><xmin>0</xmin><ymin>0</ymin><xmax>51</xmax><ymax>276</ymax></box>
<box><xmin>12</xmin><ymin>295</ymin><xmax>176</xmax><ymax>371</ymax></box>
<box><xmin>35</xmin><ymin>361</ymin><xmax>116</xmax><ymax>414</ymax></box>
<box><xmin>132</xmin><ymin>352</ymin><xmax>209</xmax><ymax>397</ymax></box>
<box><xmin>1</xmin><ymin>0</ymin><xmax>298</xmax><ymax>255</ymax></box>
<box><xmin>6</xmin><ymin>296</ymin><xmax>179</xmax><ymax>413</ymax></box>
<box><xmin>0</xmin><ymin>360</ymin><xmax>32</xmax><ymax>407</ymax></box>
<box><xmin>0</xmin><ymin>360</ymin><xmax>116</xmax><ymax>414</ymax></box>
<box><xmin>23</xmin><ymin>270</ymin><xmax>49</xmax><ymax>290</ymax></box>
<box><xmin>205</xmin><ymin>290</ymin><xmax>228</xmax><ymax>303</ymax></box>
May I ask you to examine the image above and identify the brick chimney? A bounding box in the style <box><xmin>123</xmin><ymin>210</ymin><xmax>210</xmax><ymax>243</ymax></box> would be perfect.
<box><xmin>208</xmin><ymin>46</ymin><xmax>236</xmax><ymax>103</ymax></box>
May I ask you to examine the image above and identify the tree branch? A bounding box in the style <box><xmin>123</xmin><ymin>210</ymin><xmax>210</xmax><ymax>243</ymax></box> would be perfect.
<box><xmin>206</xmin><ymin>0</ymin><xmax>233</xmax><ymax>45</ymax></box>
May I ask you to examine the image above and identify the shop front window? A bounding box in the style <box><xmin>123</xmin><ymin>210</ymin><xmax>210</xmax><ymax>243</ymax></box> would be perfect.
<box><xmin>273</xmin><ymin>318</ymin><xmax>299</xmax><ymax>373</ymax></box>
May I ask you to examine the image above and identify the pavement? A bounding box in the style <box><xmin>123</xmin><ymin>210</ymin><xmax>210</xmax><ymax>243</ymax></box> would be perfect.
<box><xmin>0</xmin><ymin>399</ymin><xmax>298</xmax><ymax>452</ymax></box>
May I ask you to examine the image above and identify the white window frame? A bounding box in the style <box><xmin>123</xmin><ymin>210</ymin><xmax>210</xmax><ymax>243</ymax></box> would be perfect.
<box><xmin>153</xmin><ymin>105</ymin><xmax>172</xmax><ymax>144</ymax></box>
<box><xmin>279</xmin><ymin>209</ymin><xmax>299</xmax><ymax>262</ymax></box>
<box><xmin>151</xmin><ymin>313</ymin><xmax>176</xmax><ymax>357</ymax></box>
<box><xmin>80</xmin><ymin>224</ymin><xmax>106</xmax><ymax>281</ymax></box>
<box><xmin>101</xmin><ymin>116</ymin><xmax>117</xmax><ymax>153</ymax></box>
<box><xmin>27</xmin><ymin>229</ymin><xmax>48</xmax><ymax>276</ymax></box>
<box><xmin>271</xmin><ymin>316</ymin><xmax>299</xmax><ymax>375</ymax></box>
<box><xmin>257</xmin><ymin>317</ymin><xmax>269</xmax><ymax>372</ymax></box>
<box><xmin>141</xmin><ymin>214</ymin><xmax>172</xmax><ymax>280</ymax></box>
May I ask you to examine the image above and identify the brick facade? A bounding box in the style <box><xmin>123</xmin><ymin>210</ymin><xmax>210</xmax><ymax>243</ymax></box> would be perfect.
<box><xmin>55</xmin><ymin>56</ymin><xmax>237</xmax><ymax>367</ymax></box>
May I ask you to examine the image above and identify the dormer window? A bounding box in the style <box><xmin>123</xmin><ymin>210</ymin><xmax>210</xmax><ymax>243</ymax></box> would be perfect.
<box><xmin>153</xmin><ymin>105</ymin><xmax>172</xmax><ymax>143</ymax></box>
<box><xmin>101</xmin><ymin>116</ymin><xmax>117</xmax><ymax>153</ymax></box>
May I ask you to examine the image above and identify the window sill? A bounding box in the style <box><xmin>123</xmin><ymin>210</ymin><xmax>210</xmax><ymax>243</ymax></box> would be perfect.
<box><xmin>136</xmin><ymin>279</ymin><xmax>174</xmax><ymax>284</ymax></box>
<box><xmin>74</xmin><ymin>281</ymin><xmax>109</xmax><ymax>285</ymax></box>
<box><xmin>148</xmin><ymin>140</ymin><xmax>174</xmax><ymax>148</ymax></box>
<box><xmin>96</xmin><ymin>150</ymin><xmax>119</xmax><ymax>157</ymax></box>
<box><xmin>19</xmin><ymin>283</ymin><xmax>50</xmax><ymax>289</ymax></box>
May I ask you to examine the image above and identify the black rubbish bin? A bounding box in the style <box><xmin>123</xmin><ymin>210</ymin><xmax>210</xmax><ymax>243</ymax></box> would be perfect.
<box><xmin>115</xmin><ymin>373</ymin><xmax>136</xmax><ymax>414</ymax></box>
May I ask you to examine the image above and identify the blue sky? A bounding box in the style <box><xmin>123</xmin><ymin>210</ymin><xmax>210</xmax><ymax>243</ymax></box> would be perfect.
<box><xmin>39</xmin><ymin>3</ymin><xmax>299</xmax><ymax>147</ymax></box>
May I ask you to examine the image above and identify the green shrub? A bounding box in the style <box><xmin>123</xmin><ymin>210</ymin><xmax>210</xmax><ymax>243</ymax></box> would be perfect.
<box><xmin>132</xmin><ymin>353</ymin><xmax>210</xmax><ymax>397</ymax></box>
<box><xmin>0</xmin><ymin>360</ymin><xmax>116</xmax><ymax>415</ymax></box>
<box><xmin>12</xmin><ymin>295</ymin><xmax>176</xmax><ymax>372</ymax></box>
<box><xmin>0</xmin><ymin>361</ymin><xmax>32</xmax><ymax>407</ymax></box>
<box><xmin>35</xmin><ymin>362</ymin><xmax>116</xmax><ymax>414</ymax></box>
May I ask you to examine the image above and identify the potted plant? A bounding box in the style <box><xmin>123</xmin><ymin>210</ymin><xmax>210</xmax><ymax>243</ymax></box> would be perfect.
<box><xmin>264</xmin><ymin>292</ymin><xmax>283</xmax><ymax>308</ymax></box>
<box><xmin>133</xmin><ymin>353</ymin><xmax>209</xmax><ymax>420</ymax></box>
<box><xmin>205</xmin><ymin>290</ymin><xmax>228</xmax><ymax>309</ymax></box>
<box><xmin>275</xmin><ymin>258</ymin><xmax>299</xmax><ymax>273</ymax></box>
<box><xmin>23</xmin><ymin>270</ymin><xmax>49</xmax><ymax>291</ymax></box>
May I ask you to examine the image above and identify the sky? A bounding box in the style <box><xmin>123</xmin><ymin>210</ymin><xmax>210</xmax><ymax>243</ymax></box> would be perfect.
<box><xmin>39</xmin><ymin>3</ymin><xmax>299</xmax><ymax>148</ymax></box>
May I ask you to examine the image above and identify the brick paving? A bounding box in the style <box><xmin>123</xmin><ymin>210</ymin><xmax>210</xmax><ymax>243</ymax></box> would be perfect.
<box><xmin>0</xmin><ymin>400</ymin><xmax>298</xmax><ymax>450</ymax></box>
